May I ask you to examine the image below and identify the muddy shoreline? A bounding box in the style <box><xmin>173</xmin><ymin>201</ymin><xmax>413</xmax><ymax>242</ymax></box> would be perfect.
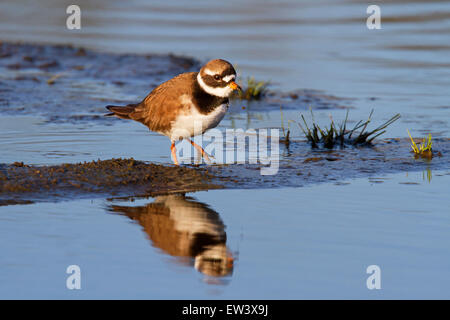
<box><xmin>0</xmin><ymin>158</ymin><xmax>222</xmax><ymax>206</ymax></box>
<box><xmin>1</xmin><ymin>138</ymin><xmax>449</xmax><ymax>205</ymax></box>
<box><xmin>0</xmin><ymin>41</ymin><xmax>351</xmax><ymax>123</ymax></box>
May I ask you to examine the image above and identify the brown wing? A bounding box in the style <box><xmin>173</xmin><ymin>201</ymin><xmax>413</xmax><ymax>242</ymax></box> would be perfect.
<box><xmin>129</xmin><ymin>72</ymin><xmax>197</xmax><ymax>133</ymax></box>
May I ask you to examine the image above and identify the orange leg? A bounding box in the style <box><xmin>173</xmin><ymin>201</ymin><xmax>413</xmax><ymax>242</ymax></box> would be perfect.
<box><xmin>187</xmin><ymin>139</ymin><xmax>211</xmax><ymax>163</ymax></box>
<box><xmin>170</xmin><ymin>142</ymin><xmax>179</xmax><ymax>165</ymax></box>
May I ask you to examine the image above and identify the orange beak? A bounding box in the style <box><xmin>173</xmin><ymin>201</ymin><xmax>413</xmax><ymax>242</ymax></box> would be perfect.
<box><xmin>228</xmin><ymin>81</ymin><xmax>242</xmax><ymax>92</ymax></box>
<box><xmin>227</xmin><ymin>256</ymin><xmax>234</xmax><ymax>269</ymax></box>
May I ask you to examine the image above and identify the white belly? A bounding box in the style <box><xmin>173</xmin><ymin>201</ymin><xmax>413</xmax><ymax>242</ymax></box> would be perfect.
<box><xmin>169</xmin><ymin>103</ymin><xmax>228</xmax><ymax>141</ymax></box>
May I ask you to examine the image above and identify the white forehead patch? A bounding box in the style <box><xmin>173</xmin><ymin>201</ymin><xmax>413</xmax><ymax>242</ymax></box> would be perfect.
<box><xmin>222</xmin><ymin>74</ymin><xmax>235</xmax><ymax>82</ymax></box>
<box><xmin>203</xmin><ymin>69</ymin><xmax>216</xmax><ymax>76</ymax></box>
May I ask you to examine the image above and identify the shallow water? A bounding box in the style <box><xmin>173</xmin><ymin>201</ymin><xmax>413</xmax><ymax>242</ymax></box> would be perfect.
<box><xmin>1</xmin><ymin>1</ymin><xmax>450</xmax><ymax>299</ymax></box>
<box><xmin>1</xmin><ymin>0</ymin><xmax>449</xmax><ymax>136</ymax></box>
<box><xmin>1</xmin><ymin>170</ymin><xmax>449</xmax><ymax>299</ymax></box>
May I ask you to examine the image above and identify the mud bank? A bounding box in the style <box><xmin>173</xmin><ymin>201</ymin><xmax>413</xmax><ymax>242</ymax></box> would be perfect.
<box><xmin>0</xmin><ymin>42</ymin><xmax>351</xmax><ymax>124</ymax></box>
<box><xmin>209</xmin><ymin>138</ymin><xmax>450</xmax><ymax>189</ymax></box>
<box><xmin>0</xmin><ymin>42</ymin><xmax>199</xmax><ymax>123</ymax></box>
<box><xmin>0</xmin><ymin>158</ymin><xmax>220</xmax><ymax>206</ymax></box>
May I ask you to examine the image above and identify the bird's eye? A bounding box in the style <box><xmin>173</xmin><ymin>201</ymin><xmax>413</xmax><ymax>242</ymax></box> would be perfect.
<box><xmin>214</xmin><ymin>75</ymin><xmax>220</xmax><ymax>80</ymax></box>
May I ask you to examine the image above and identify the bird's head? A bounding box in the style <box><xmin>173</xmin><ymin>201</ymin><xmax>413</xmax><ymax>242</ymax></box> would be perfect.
<box><xmin>197</xmin><ymin>59</ymin><xmax>241</xmax><ymax>98</ymax></box>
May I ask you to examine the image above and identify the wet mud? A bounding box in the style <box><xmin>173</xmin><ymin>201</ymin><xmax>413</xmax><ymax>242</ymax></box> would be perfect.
<box><xmin>209</xmin><ymin>138</ymin><xmax>450</xmax><ymax>189</ymax></box>
<box><xmin>0</xmin><ymin>42</ymin><xmax>199</xmax><ymax>123</ymax></box>
<box><xmin>0</xmin><ymin>42</ymin><xmax>351</xmax><ymax>125</ymax></box>
<box><xmin>1</xmin><ymin>138</ymin><xmax>449</xmax><ymax>205</ymax></box>
<box><xmin>0</xmin><ymin>158</ymin><xmax>220</xmax><ymax>206</ymax></box>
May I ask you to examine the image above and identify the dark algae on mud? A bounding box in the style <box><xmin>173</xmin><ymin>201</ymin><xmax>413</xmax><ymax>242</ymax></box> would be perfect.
<box><xmin>0</xmin><ymin>158</ymin><xmax>220</xmax><ymax>205</ymax></box>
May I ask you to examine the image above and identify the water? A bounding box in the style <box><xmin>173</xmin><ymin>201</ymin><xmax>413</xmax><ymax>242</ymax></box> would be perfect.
<box><xmin>1</xmin><ymin>0</ymin><xmax>449</xmax><ymax>136</ymax></box>
<box><xmin>1</xmin><ymin>171</ymin><xmax>449</xmax><ymax>299</ymax></box>
<box><xmin>1</xmin><ymin>0</ymin><xmax>450</xmax><ymax>299</ymax></box>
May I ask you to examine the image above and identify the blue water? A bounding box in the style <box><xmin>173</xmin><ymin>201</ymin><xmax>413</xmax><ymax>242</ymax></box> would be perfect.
<box><xmin>1</xmin><ymin>171</ymin><xmax>449</xmax><ymax>299</ymax></box>
<box><xmin>0</xmin><ymin>0</ymin><xmax>449</xmax><ymax>136</ymax></box>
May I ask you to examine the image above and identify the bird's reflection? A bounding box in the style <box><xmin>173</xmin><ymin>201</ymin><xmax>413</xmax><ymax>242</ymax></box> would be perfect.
<box><xmin>108</xmin><ymin>194</ymin><xmax>234</xmax><ymax>278</ymax></box>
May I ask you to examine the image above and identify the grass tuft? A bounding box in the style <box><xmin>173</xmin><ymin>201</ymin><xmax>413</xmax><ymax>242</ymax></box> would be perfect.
<box><xmin>280</xmin><ymin>105</ymin><xmax>296</xmax><ymax>146</ymax></box>
<box><xmin>297</xmin><ymin>108</ymin><xmax>401</xmax><ymax>148</ymax></box>
<box><xmin>236</xmin><ymin>77</ymin><xmax>270</xmax><ymax>100</ymax></box>
<box><xmin>407</xmin><ymin>130</ymin><xmax>433</xmax><ymax>158</ymax></box>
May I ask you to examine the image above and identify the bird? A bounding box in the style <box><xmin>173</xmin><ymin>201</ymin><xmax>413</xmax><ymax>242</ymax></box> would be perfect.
<box><xmin>109</xmin><ymin>194</ymin><xmax>234</xmax><ymax>277</ymax></box>
<box><xmin>105</xmin><ymin>59</ymin><xmax>241</xmax><ymax>165</ymax></box>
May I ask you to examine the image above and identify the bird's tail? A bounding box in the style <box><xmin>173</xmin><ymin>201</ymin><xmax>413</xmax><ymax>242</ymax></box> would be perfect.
<box><xmin>105</xmin><ymin>104</ymin><xmax>138</xmax><ymax>120</ymax></box>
